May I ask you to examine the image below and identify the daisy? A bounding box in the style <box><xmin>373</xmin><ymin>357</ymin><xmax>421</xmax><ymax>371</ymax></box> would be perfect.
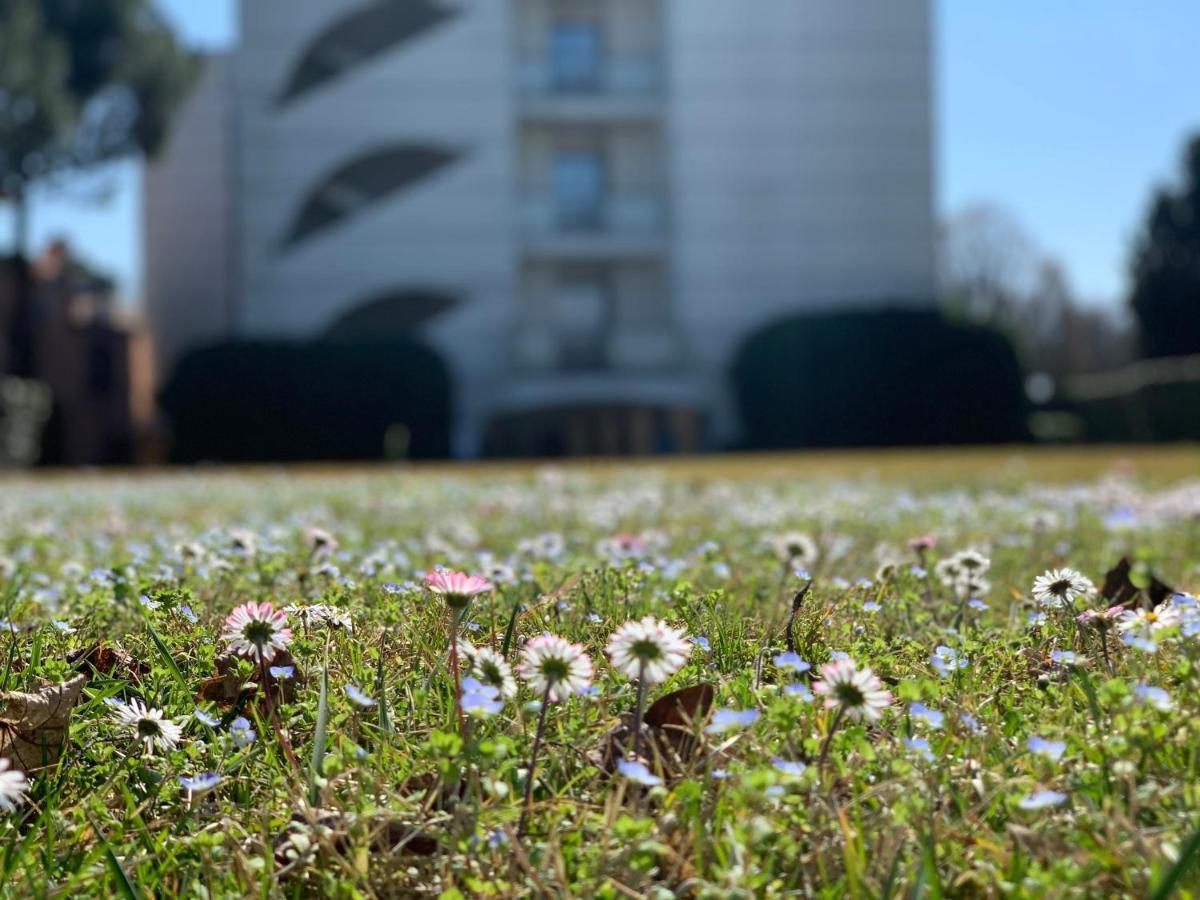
<box><xmin>0</xmin><ymin>759</ymin><xmax>28</xmax><ymax>812</ymax></box>
<box><xmin>770</xmin><ymin>532</ymin><xmax>819</xmax><ymax>568</ymax></box>
<box><xmin>1117</xmin><ymin>606</ymin><xmax>1181</xmax><ymax>634</ymax></box>
<box><xmin>426</xmin><ymin>569</ymin><xmax>493</xmax><ymax>611</ymax></box>
<box><xmin>469</xmin><ymin>647</ymin><xmax>518</xmax><ymax>699</ymax></box>
<box><xmin>518</xmin><ymin>634</ymin><xmax>594</xmax><ymax>702</ymax></box>
<box><xmin>812</xmin><ymin>657</ymin><xmax>892</xmax><ymax>723</ymax></box>
<box><xmin>110</xmin><ymin>699</ymin><xmax>183</xmax><ymax>756</ymax></box>
<box><xmin>1031</xmin><ymin>568</ymin><xmax>1095</xmax><ymax>608</ymax></box>
<box><xmin>605</xmin><ymin>616</ymin><xmax>692</xmax><ymax>685</ymax></box>
<box><xmin>221</xmin><ymin>601</ymin><xmax>292</xmax><ymax>664</ymax></box>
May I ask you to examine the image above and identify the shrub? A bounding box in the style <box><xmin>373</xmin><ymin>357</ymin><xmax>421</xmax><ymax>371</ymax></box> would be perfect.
<box><xmin>731</xmin><ymin>307</ymin><xmax>1028</xmax><ymax>448</ymax></box>
<box><xmin>160</xmin><ymin>339</ymin><xmax>452</xmax><ymax>462</ymax></box>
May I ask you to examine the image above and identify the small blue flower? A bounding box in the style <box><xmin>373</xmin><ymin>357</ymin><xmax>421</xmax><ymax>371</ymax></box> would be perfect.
<box><xmin>784</xmin><ymin>683</ymin><xmax>814</xmax><ymax>702</ymax></box>
<box><xmin>1134</xmin><ymin>683</ymin><xmax>1173</xmax><ymax>711</ymax></box>
<box><xmin>772</xmin><ymin>758</ymin><xmax>807</xmax><ymax>776</ymax></box>
<box><xmin>909</xmin><ymin>702</ymin><xmax>945</xmax><ymax>729</ymax></box>
<box><xmin>710</xmin><ymin>768</ymin><xmax>733</xmax><ymax>780</ymax></box>
<box><xmin>344</xmin><ymin>685</ymin><xmax>378</xmax><ymax>708</ymax></box>
<box><xmin>1018</xmin><ymin>789</ymin><xmax>1067</xmax><ymax>810</ymax></box>
<box><xmin>179</xmin><ymin>605</ymin><xmax>199</xmax><ymax>624</ymax></box>
<box><xmin>617</xmin><ymin>759</ymin><xmax>663</xmax><ymax>786</ymax></box>
<box><xmin>1027</xmin><ymin>737</ymin><xmax>1066</xmax><ymax>761</ymax></box>
<box><xmin>959</xmin><ymin>712</ymin><xmax>984</xmax><ymax>735</ymax></box>
<box><xmin>461</xmin><ymin>677</ymin><xmax>503</xmax><ymax>718</ymax></box>
<box><xmin>772</xmin><ymin>651</ymin><xmax>810</xmax><ymax>673</ymax></box>
<box><xmin>230</xmin><ymin>716</ymin><xmax>256</xmax><ymax>748</ymax></box>
<box><xmin>862</xmin><ymin>601</ymin><xmax>882</xmax><ymax>613</ymax></box>
<box><xmin>706</xmin><ymin>708</ymin><xmax>760</xmax><ymax>734</ymax></box>
<box><xmin>194</xmin><ymin>708</ymin><xmax>221</xmax><ymax>728</ymax></box>
<box><xmin>179</xmin><ymin>773</ymin><xmax>222</xmax><ymax>795</ymax></box>
<box><xmin>692</xmin><ymin>635</ymin><xmax>711</xmax><ymax>652</ymax></box>
<box><xmin>269</xmin><ymin>665</ymin><xmax>295</xmax><ymax>680</ymax></box>
<box><xmin>904</xmin><ymin>737</ymin><xmax>934</xmax><ymax>761</ymax></box>
<box><xmin>967</xmin><ymin>598</ymin><xmax>988</xmax><ymax>611</ymax></box>
<box><xmin>1050</xmin><ymin>651</ymin><xmax>1078</xmax><ymax>666</ymax></box>
<box><xmin>930</xmin><ymin>645</ymin><xmax>967</xmax><ymax>677</ymax></box>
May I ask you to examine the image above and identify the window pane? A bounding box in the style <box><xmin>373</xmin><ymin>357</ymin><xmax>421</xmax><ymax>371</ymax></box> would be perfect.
<box><xmin>553</xmin><ymin>151</ymin><xmax>604</xmax><ymax>229</ymax></box>
<box><xmin>551</xmin><ymin>22</ymin><xmax>602</xmax><ymax>91</ymax></box>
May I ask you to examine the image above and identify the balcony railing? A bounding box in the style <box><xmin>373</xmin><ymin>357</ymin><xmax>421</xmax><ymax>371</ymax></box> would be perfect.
<box><xmin>516</xmin><ymin>56</ymin><xmax>661</xmax><ymax>97</ymax></box>
<box><xmin>519</xmin><ymin>191</ymin><xmax>665</xmax><ymax>236</ymax></box>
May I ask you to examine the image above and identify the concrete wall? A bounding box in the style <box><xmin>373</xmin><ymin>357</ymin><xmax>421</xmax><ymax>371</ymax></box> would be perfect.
<box><xmin>666</xmin><ymin>0</ymin><xmax>937</xmax><ymax>382</ymax></box>
<box><xmin>234</xmin><ymin>0</ymin><xmax>516</xmax><ymax>454</ymax></box>
<box><xmin>143</xmin><ymin>55</ymin><xmax>235</xmax><ymax>380</ymax></box>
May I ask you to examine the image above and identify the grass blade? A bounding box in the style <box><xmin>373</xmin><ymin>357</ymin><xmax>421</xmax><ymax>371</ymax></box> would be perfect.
<box><xmin>375</xmin><ymin>649</ymin><xmax>392</xmax><ymax>735</ymax></box>
<box><xmin>1150</xmin><ymin>823</ymin><xmax>1200</xmax><ymax>900</ymax></box>
<box><xmin>89</xmin><ymin>815</ymin><xmax>142</xmax><ymax>900</ymax></box>
<box><xmin>146</xmin><ymin>622</ymin><xmax>189</xmax><ymax>697</ymax></box>
<box><xmin>308</xmin><ymin>663</ymin><xmax>329</xmax><ymax>805</ymax></box>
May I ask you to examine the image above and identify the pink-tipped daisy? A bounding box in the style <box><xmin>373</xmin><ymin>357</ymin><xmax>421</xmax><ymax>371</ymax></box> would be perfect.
<box><xmin>605</xmin><ymin>615</ymin><xmax>692</xmax><ymax>685</ymax></box>
<box><xmin>221</xmin><ymin>601</ymin><xmax>292</xmax><ymax>663</ymax></box>
<box><xmin>518</xmin><ymin>634</ymin><xmax>594</xmax><ymax>702</ymax></box>
<box><xmin>425</xmin><ymin>569</ymin><xmax>494</xmax><ymax>610</ymax></box>
<box><xmin>812</xmin><ymin>657</ymin><xmax>892</xmax><ymax>722</ymax></box>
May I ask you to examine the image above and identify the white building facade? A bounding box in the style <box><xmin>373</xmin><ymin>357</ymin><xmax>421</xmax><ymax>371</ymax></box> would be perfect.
<box><xmin>146</xmin><ymin>0</ymin><xmax>935</xmax><ymax>457</ymax></box>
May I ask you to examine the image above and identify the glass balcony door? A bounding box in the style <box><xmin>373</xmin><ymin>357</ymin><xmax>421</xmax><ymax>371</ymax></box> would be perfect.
<box><xmin>551</xmin><ymin>20</ymin><xmax>603</xmax><ymax>92</ymax></box>
<box><xmin>553</xmin><ymin>150</ymin><xmax>605</xmax><ymax>230</ymax></box>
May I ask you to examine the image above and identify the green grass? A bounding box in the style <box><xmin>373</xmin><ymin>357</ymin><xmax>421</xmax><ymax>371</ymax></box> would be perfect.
<box><xmin>0</xmin><ymin>451</ymin><xmax>1198</xmax><ymax>897</ymax></box>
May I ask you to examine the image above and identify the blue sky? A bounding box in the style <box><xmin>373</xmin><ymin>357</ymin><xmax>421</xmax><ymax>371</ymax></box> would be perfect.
<box><xmin>4</xmin><ymin>0</ymin><xmax>1198</xmax><ymax>310</ymax></box>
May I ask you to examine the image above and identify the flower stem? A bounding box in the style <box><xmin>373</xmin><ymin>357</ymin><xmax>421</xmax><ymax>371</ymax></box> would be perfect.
<box><xmin>259</xmin><ymin>655</ymin><xmax>299</xmax><ymax>771</ymax></box>
<box><xmin>816</xmin><ymin>705</ymin><xmax>846</xmax><ymax>774</ymax></box>
<box><xmin>631</xmin><ymin>661</ymin><xmax>647</xmax><ymax>762</ymax></box>
<box><xmin>449</xmin><ymin>612</ymin><xmax>466</xmax><ymax>736</ymax></box>
<box><xmin>518</xmin><ymin>684</ymin><xmax>552</xmax><ymax>837</ymax></box>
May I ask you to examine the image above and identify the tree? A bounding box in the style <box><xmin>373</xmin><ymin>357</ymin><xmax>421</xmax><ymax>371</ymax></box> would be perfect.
<box><xmin>939</xmin><ymin>204</ymin><xmax>1039</xmax><ymax>328</ymax></box>
<box><xmin>1130</xmin><ymin>134</ymin><xmax>1200</xmax><ymax>358</ymax></box>
<box><xmin>0</xmin><ymin>0</ymin><xmax>198</xmax><ymax>373</ymax></box>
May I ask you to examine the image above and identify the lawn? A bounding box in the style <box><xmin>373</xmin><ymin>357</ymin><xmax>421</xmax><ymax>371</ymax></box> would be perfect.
<box><xmin>1</xmin><ymin>449</ymin><xmax>1198</xmax><ymax>897</ymax></box>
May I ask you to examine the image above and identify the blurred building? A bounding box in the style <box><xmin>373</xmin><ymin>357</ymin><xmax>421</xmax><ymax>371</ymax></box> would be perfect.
<box><xmin>146</xmin><ymin>0</ymin><xmax>935</xmax><ymax>456</ymax></box>
<box><xmin>0</xmin><ymin>243</ymin><xmax>157</xmax><ymax>465</ymax></box>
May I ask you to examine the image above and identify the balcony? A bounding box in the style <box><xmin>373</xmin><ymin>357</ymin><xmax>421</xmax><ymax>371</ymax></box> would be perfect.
<box><xmin>516</xmin><ymin>56</ymin><xmax>662</xmax><ymax>122</ymax></box>
<box><xmin>519</xmin><ymin>191</ymin><xmax>667</xmax><ymax>258</ymax></box>
<box><xmin>511</xmin><ymin>321</ymin><xmax>681</xmax><ymax>374</ymax></box>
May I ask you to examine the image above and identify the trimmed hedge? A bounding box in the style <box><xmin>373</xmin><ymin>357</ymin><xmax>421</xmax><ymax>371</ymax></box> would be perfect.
<box><xmin>732</xmin><ymin>307</ymin><xmax>1028</xmax><ymax>448</ymax></box>
<box><xmin>1069</xmin><ymin>381</ymin><xmax>1200</xmax><ymax>442</ymax></box>
<box><xmin>161</xmin><ymin>340</ymin><xmax>452</xmax><ymax>462</ymax></box>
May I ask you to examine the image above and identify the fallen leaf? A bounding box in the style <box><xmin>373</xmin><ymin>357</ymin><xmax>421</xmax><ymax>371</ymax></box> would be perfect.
<box><xmin>0</xmin><ymin>674</ymin><xmax>88</xmax><ymax>772</ymax></box>
<box><xmin>1101</xmin><ymin>557</ymin><xmax>1174</xmax><ymax>610</ymax></box>
<box><xmin>67</xmin><ymin>643</ymin><xmax>149</xmax><ymax>683</ymax></box>
<box><xmin>597</xmin><ymin>683</ymin><xmax>716</xmax><ymax>778</ymax></box>
<box><xmin>196</xmin><ymin>650</ymin><xmax>302</xmax><ymax>709</ymax></box>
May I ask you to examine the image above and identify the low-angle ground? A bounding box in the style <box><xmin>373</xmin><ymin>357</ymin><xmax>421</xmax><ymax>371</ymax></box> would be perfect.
<box><xmin>1</xmin><ymin>449</ymin><xmax>1198</xmax><ymax>897</ymax></box>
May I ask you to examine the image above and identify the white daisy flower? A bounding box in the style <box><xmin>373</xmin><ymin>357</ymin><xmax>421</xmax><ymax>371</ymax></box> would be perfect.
<box><xmin>110</xmin><ymin>699</ymin><xmax>184</xmax><ymax>756</ymax></box>
<box><xmin>812</xmin><ymin>657</ymin><xmax>892</xmax><ymax>722</ymax></box>
<box><xmin>0</xmin><ymin>759</ymin><xmax>28</xmax><ymax>812</ymax></box>
<box><xmin>517</xmin><ymin>634</ymin><xmax>593</xmax><ymax>702</ymax></box>
<box><xmin>605</xmin><ymin>615</ymin><xmax>692</xmax><ymax>685</ymax></box>
<box><xmin>1031</xmin><ymin>568</ymin><xmax>1095</xmax><ymax>607</ymax></box>
<box><xmin>220</xmin><ymin>602</ymin><xmax>292</xmax><ymax>663</ymax></box>
<box><xmin>769</xmin><ymin>532</ymin><xmax>820</xmax><ymax>568</ymax></box>
<box><xmin>469</xmin><ymin>647</ymin><xmax>518</xmax><ymax>699</ymax></box>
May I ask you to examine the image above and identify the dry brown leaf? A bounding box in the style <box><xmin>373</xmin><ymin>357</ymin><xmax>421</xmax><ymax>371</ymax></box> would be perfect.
<box><xmin>1101</xmin><ymin>557</ymin><xmax>1174</xmax><ymax>610</ymax></box>
<box><xmin>196</xmin><ymin>650</ymin><xmax>302</xmax><ymax>709</ymax></box>
<box><xmin>597</xmin><ymin>682</ymin><xmax>717</xmax><ymax>779</ymax></box>
<box><xmin>0</xmin><ymin>674</ymin><xmax>88</xmax><ymax>772</ymax></box>
<box><xmin>67</xmin><ymin>643</ymin><xmax>149</xmax><ymax>683</ymax></box>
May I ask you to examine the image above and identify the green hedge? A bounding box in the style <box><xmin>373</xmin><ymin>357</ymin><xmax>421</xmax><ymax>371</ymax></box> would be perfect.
<box><xmin>731</xmin><ymin>307</ymin><xmax>1028</xmax><ymax>448</ymax></box>
<box><xmin>161</xmin><ymin>340</ymin><xmax>452</xmax><ymax>462</ymax></box>
<box><xmin>1069</xmin><ymin>381</ymin><xmax>1200</xmax><ymax>442</ymax></box>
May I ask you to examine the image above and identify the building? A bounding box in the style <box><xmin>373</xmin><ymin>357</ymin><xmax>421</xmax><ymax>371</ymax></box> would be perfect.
<box><xmin>145</xmin><ymin>0</ymin><xmax>935</xmax><ymax>457</ymax></box>
<box><xmin>1</xmin><ymin>243</ymin><xmax>157</xmax><ymax>466</ymax></box>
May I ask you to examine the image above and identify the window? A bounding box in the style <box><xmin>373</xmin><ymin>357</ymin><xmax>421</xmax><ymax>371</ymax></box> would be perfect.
<box><xmin>551</xmin><ymin>21</ymin><xmax>603</xmax><ymax>91</ymax></box>
<box><xmin>553</xmin><ymin>150</ymin><xmax>605</xmax><ymax>230</ymax></box>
